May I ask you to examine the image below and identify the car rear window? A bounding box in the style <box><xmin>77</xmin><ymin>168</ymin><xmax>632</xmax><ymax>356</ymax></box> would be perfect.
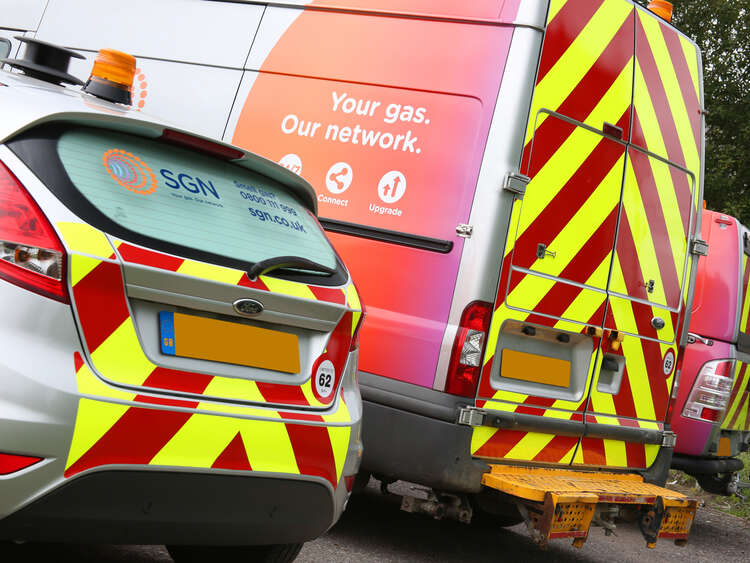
<box><xmin>56</xmin><ymin>128</ymin><xmax>337</xmax><ymax>271</ymax></box>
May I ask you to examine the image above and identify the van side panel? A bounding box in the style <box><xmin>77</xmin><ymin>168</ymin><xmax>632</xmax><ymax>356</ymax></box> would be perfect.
<box><xmin>229</xmin><ymin>7</ymin><xmax>518</xmax><ymax>387</ymax></box>
<box><xmin>0</xmin><ymin>0</ymin><xmax>46</xmax><ymax>31</ymax></box>
<box><xmin>295</xmin><ymin>0</ymin><xmax>521</xmax><ymax>20</ymax></box>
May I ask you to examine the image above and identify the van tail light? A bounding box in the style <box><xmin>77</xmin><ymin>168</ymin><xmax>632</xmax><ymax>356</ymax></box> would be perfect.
<box><xmin>0</xmin><ymin>452</ymin><xmax>43</xmax><ymax>475</ymax></box>
<box><xmin>0</xmin><ymin>160</ymin><xmax>68</xmax><ymax>303</ymax></box>
<box><xmin>446</xmin><ymin>301</ymin><xmax>493</xmax><ymax>398</ymax></box>
<box><xmin>682</xmin><ymin>359</ymin><xmax>736</xmax><ymax>423</ymax></box>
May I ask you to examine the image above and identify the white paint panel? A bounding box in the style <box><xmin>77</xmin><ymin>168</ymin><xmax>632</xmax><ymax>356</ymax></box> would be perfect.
<box><xmin>223</xmin><ymin>70</ymin><xmax>259</xmax><ymax>142</ymax></box>
<box><xmin>0</xmin><ymin>0</ymin><xmax>48</xmax><ymax>31</ymax></box>
<box><xmin>37</xmin><ymin>0</ymin><xmax>263</xmax><ymax>68</ymax></box>
<box><xmin>245</xmin><ymin>7</ymin><xmax>302</xmax><ymax>70</ymax></box>
<box><xmin>67</xmin><ymin>53</ymin><xmax>243</xmax><ymax>139</ymax></box>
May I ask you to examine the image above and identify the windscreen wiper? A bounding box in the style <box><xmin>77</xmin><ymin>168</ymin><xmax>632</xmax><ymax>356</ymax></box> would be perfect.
<box><xmin>247</xmin><ymin>256</ymin><xmax>336</xmax><ymax>280</ymax></box>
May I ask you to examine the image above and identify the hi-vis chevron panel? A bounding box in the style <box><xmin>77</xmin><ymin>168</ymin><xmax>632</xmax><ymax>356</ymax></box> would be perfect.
<box><xmin>472</xmin><ymin>0</ymin><xmax>703</xmax><ymax>470</ymax></box>
<box><xmin>723</xmin><ymin>252</ymin><xmax>750</xmax><ymax>432</ymax></box>
<box><xmin>58</xmin><ymin>220</ymin><xmax>357</xmax><ymax>484</ymax></box>
<box><xmin>57</xmin><ymin>222</ymin><xmax>362</xmax><ymax>411</ymax></box>
<box><xmin>66</xmin><ymin>353</ymin><xmax>350</xmax><ymax>486</ymax></box>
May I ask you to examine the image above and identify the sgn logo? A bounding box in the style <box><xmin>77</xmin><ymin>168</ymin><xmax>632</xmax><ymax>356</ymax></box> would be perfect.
<box><xmin>160</xmin><ymin>169</ymin><xmax>221</xmax><ymax>199</ymax></box>
<box><xmin>103</xmin><ymin>149</ymin><xmax>157</xmax><ymax>195</ymax></box>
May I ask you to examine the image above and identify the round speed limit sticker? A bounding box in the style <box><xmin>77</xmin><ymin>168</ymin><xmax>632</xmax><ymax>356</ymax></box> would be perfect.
<box><xmin>315</xmin><ymin>360</ymin><xmax>336</xmax><ymax>398</ymax></box>
<box><xmin>663</xmin><ymin>350</ymin><xmax>675</xmax><ymax>376</ymax></box>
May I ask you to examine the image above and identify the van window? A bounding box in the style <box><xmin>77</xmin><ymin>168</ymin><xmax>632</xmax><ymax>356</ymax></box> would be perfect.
<box><xmin>0</xmin><ymin>38</ymin><xmax>10</xmax><ymax>59</ymax></box>
<box><xmin>56</xmin><ymin>128</ymin><xmax>338</xmax><ymax>271</ymax></box>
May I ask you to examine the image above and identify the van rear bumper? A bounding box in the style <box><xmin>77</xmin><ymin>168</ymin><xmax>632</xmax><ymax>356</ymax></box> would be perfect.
<box><xmin>361</xmin><ymin>400</ymin><xmax>489</xmax><ymax>493</ymax></box>
<box><xmin>0</xmin><ymin>470</ymin><xmax>334</xmax><ymax>545</ymax></box>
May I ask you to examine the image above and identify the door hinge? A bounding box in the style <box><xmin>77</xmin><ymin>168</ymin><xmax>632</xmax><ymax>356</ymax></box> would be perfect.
<box><xmin>456</xmin><ymin>224</ymin><xmax>474</xmax><ymax>238</ymax></box>
<box><xmin>691</xmin><ymin>238</ymin><xmax>709</xmax><ymax>257</ymax></box>
<box><xmin>457</xmin><ymin>407</ymin><xmax>486</xmax><ymax>427</ymax></box>
<box><xmin>662</xmin><ymin>431</ymin><xmax>677</xmax><ymax>448</ymax></box>
<box><xmin>503</xmin><ymin>172</ymin><xmax>530</xmax><ymax>196</ymax></box>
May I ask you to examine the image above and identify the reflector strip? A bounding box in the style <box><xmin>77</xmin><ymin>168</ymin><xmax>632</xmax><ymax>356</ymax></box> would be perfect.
<box><xmin>0</xmin><ymin>452</ymin><xmax>42</xmax><ymax>475</ymax></box>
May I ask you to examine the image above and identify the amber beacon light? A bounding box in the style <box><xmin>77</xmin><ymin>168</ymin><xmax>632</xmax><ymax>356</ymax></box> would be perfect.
<box><xmin>648</xmin><ymin>1</ymin><xmax>674</xmax><ymax>22</ymax></box>
<box><xmin>83</xmin><ymin>49</ymin><xmax>136</xmax><ymax>105</ymax></box>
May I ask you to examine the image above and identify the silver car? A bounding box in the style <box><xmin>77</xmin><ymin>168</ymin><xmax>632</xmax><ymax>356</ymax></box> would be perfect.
<box><xmin>0</xmin><ymin>40</ymin><xmax>363</xmax><ymax>563</ymax></box>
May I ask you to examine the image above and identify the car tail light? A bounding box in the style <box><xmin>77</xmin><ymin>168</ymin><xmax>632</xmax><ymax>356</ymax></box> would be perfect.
<box><xmin>446</xmin><ymin>301</ymin><xmax>493</xmax><ymax>398</ymax></box>
<box><xmin>682</xmin><ymin>359</ymin><xmax>736</xmax><ymax>423</ymax></box>
<box><xmin>0</xmin><ymin>452</ymin><xmax>42</xmax><ymax>475</ymax></box>
<box><xmin>0</xmin><ymin>160</ymin><xmax>68</xmax><ymax>302</ymax></box>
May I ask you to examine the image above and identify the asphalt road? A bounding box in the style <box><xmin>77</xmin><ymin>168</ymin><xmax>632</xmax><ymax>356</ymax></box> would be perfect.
<box><xmin>3</xmin><ymin>479</ymin><xmax>749</xmax><ymax>562</ymax></box>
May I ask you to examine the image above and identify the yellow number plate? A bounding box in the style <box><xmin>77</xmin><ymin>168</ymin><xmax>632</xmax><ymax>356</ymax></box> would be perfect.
<box><xmin>500</xmin><ymin>349</ymin><xmax>571</xmax><ymax>388</ymax></box>
<box><xmin>159</xmin><ymin>311</ymin><xmax>300</xmax><ymax>374</ymax></box>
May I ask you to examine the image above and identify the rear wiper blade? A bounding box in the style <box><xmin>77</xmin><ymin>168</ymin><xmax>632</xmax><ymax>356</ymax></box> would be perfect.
<box><xmin>247</xmin><ymin>256</ymin><xmax>336</xmax><ymax>280</ymax></box>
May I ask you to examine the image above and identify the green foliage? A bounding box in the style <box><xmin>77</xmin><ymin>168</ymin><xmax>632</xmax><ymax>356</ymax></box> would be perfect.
<box><xmin>727</xmin><ymin>451</ymin><xmax>750</xmax><ymax>518</ymax></box>
<box><xmin>671</xmin><ymin>1</ymin><xmax>750</xmax><ymax>225</ymax></box>
<box><xmin>633</xmin><ymin>1</ymin><xmax>750</xmax><ymax>224</ymax></box>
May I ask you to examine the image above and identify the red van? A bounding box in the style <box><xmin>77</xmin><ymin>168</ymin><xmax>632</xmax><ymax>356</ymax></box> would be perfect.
<box><xmin>671</xmin><ymin>209</ymin><xmax>750</xmax><ymax>494</ymax></box>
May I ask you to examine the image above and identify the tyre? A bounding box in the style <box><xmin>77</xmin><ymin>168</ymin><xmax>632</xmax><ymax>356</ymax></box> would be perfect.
<box><xmin>470</xmin><ymin>491</ymin><xmax>525</xmax><ymax>528</ymax></box>
<box><xmin>695</xmin><ymin>472</ymin><xmax>735</xmax><ymax>496</ymax></box>
<box><xmin>166</xmin><ymin>543</ymin><xmax>304</xmax><ymax>563</ymax></box>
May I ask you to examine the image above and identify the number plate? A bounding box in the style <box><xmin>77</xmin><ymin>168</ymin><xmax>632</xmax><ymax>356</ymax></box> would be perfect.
<box><xmin>159</xmin><ymin>311</ymin><xmax>300</xmax><ymax>373</ymax></box>
<box><xmin>500</xmin><ymin>349</ymin><xmax>571</xmax><ymax>388</ymax></box>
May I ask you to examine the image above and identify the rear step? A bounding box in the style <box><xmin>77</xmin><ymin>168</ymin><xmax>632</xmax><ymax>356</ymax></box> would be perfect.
<box><xmin>481</xmin><ymin>466</ymin><xmax>697</xmax><ymax>549</ymax></box>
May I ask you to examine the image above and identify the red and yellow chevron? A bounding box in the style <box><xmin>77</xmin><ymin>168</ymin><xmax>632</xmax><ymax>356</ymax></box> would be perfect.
<box><xmin>66</xmin><ymin>352</ymin><xmax>351</xmax><ymax>486</ymax></box>
<box><xmin>55</xmin><ymin>222</ymin><xmax>362</xmax><ymax>411</ymax></box>
<box><xmin>722</xmin><ymin>253</ymin><xmax>750</xmax><ymax>432</ymax></box>
<box><xmin>471</xmin><ymin>0</ymin><xmax>702</xmax><ymax>469</ymax></box>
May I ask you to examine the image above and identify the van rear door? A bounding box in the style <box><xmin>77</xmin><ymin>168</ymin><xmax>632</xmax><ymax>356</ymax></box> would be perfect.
<box><xmin>472</xmin><ymin>1</ymin><xmax>704</xmax><ymax>470</ymax></box>
<box><xmin>472</xmin><ymin>0</ymin><xmax>635</xmax><ymax>467</ymax></box>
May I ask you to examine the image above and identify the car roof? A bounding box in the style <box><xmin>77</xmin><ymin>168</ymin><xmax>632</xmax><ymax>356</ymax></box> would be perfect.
<box><xmin>0</xmin><ymin>69</ymin><xmax>318</xmax><ymax>212</ymax></box>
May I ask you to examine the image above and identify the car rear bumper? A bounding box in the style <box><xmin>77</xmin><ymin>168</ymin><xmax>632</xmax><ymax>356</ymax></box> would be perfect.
<box><xmin>0</xmin><ymin>282</ymin><xmax>362</xmax><ymax>544</ymax></box>
<box><xmin>0</xmin><ymin>469</ymin><xmax>334</xmax><ymax>545</ymax></box>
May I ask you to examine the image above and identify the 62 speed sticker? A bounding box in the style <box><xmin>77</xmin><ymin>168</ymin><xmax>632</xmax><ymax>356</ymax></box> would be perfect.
<box><xmin>315</xmin><ymin>360</ymin><xmax>336</xmax><ymax>398</ymax></box>
<box><xmin>663</xmin><ymin>350</ymin><xmax>676</xmax><ymax>376</ymax></box>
